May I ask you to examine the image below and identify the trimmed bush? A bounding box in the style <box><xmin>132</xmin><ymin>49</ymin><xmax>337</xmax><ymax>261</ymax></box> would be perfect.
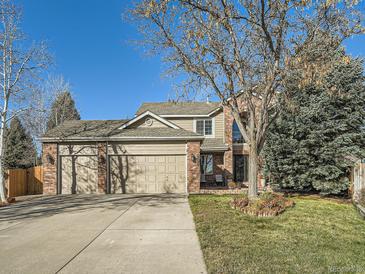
<box><xmin>231</xmin><ymin>192</ymin><xmax>295</xmax><ymax>217</ymax></box>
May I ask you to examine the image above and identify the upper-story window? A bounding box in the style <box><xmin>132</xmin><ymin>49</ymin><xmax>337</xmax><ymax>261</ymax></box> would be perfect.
<box><xmin>196</xmin><ymin>119</ymin><xmax>213</xmax><ymax>136</ymax></box>
<box><xmin>233</xmin><ymin>121</ymin><xmax>245</xmax><ymax>143</ymax></box>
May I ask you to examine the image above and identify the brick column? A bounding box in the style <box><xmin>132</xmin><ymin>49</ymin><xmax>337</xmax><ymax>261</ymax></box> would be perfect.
<box><xmin>42</xmin><ymin>143</ymin><xmax>58</xmax><ymax>195</ymax></box>
<box><xmin>97</xmin><ymin>142</ymin><xmax>107</xmax><ymax>194</ymax></box>
<box><xmin>223</xmin><ymin>106</ymin><xmax>234</xmax><ymax>181</ymax></box>
<box><xmin>187</xmin><ymin>141</ymin><xmax>201</xmax><ymax>193</ymax></box>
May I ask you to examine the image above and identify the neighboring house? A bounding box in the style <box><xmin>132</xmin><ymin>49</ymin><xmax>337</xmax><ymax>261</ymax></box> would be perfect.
<box><xmin>41</xmin><ymin>102</ymin><xmax>252</xmax><ymax>195</ymax></box>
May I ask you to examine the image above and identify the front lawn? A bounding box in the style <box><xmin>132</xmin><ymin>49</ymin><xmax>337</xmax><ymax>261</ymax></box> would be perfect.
<box><xmin>189</xmin><ymin>195</ymin><xmax>365</xmax><ymax>274</ymax></box>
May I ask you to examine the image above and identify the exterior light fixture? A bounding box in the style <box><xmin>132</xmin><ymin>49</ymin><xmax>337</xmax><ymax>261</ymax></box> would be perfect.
<box><xmin>46</xmin><ymin>154</ymin><xmax>55</xmax><ymax>165</ymax></box>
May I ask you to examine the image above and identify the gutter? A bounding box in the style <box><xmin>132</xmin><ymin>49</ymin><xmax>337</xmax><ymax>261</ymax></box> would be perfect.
<box><xmin>40</xmin><ymin>136</ymin><xmax>205</xmax><ymax>143</ymax></box>
<box><xmin>201</xmin><ymin>146</ymin><xmax>229</xmax><ymax>152</ymax></box>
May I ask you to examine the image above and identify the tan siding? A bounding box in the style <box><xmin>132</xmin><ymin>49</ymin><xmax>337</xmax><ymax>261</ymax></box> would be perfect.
<box><xmin>61</xmin><ymin>156</ymin><xmax>98</xmax><ymax>194</ymax></box>
<box><xmin>213</xmin><ymin>110</ymin><xmax>224</xmax><ymax>139</ymax></box>
<box><xmin>108</xmin><ymin>142</ymin><xmax>186</xmax><ymax>155</ymax></box>
<box><xmin>129</xmin><ymin>116</ymin><xmax>168</xmax><ymax>128</ymax></box>
<box><xmin>59</xmin><ymin>144</ymin><xmax>97</xmax><ymax>156</ymax></box>
<box><xmin>167</xmin><ymin>118</ymin><xmax>194</xmax><ymax>131</ymax></box>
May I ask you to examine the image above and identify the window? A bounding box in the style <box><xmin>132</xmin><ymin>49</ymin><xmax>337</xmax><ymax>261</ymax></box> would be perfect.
<box><xmin>196</xmin><ymin>119</ymin><xmax>213</xmax><ymax>136</ymax></box>
<box><xmin>200</xmin><ymin>154</ymin><xmax>213</xmax><ymax>175</ymax></box>
<box><xmin>233</xmin><ymin>121</ymin><xmax>245</xmax><ymax>143</ymax></box>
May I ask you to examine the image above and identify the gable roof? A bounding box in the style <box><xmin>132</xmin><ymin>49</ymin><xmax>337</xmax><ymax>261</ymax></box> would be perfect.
<box><xmin>43</xmin><ymin>120</ymin><xmax>128</xmax><ymax>139</ymax></box>
<box><xmin>41</xmin><ymin>119</ymin><xmax>203</xmax><ymax>141</ymax></box>
<box><xmin>120</xmin><ymin>111</ymin><xmax>179</xmax><ymax>129</ymax></box>
<box><xmin>136</xmin><ymin>102</ymin><xmax>221</xmax><ymax>116</ymax></box>
<box><xmin>111</xmin><ymin>127</ymin><xmax>203</xmax><ymax>138</ymax></box>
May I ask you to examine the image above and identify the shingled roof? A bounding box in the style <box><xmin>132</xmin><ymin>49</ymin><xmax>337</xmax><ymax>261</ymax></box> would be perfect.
<box><xmin>201</xmin><ymin>138</ymin><xmax>228</xmax><ymax>151</ymax></box>
<box><xmin>111</xmin><ymin>128</ymin><xmax>203</xmax><ymax>138</ymax></box>
<box><xmin>43</xmin><ymin>120</ymin><xmax>128</xmax><ymax>139</ymax></box>
<box><xmin>42</xmin><ymin>119</ymin><xmax>203</xmax><ymax>141</ymax></box>
<box><xmin>136</xmin><ymin>102</ymin><xmax>221</xmax><ymax>116</ymax></box>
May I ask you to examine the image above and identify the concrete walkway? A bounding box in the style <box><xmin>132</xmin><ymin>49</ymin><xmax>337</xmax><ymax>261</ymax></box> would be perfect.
<box><xmin>0</xmin><ymin>194</ymin><xmax>206</xmax><ymax>274</ymax></box>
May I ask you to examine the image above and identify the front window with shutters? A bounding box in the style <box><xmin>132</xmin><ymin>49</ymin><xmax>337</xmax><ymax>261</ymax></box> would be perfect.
<box><xmin>195</xmin><ymin>119</ymin><xmax>213</xmax><ymax>136</ymax></box>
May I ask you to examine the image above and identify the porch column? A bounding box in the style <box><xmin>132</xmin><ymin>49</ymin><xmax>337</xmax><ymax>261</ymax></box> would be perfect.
<box><xmin>187</xmin><ymin>141</ymin><xmax>201</xmax><ymax>193</ymax></box>
<box><xmin>97</xmin><ymin>142</ymin><xmax>107</xmax><ymax>193</ymax></box>
<box><xmin>42</xmin><ymin>143</ymin><xmax>58</xmax><ymax>195</ymax></box>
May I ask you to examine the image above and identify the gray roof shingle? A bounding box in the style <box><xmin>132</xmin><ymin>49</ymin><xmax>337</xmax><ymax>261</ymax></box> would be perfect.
<box><xmin>42</xmin><ymin>120</ymin><xmax>203</xmax><ymax>140</ymax></box>
<box><xmin>136</xmin><ymin>102</ymin><xmax>221</xmax><ymax>115</ymax></box>
<box><xmin>201</xmin><ymin>138</ymin><xmax>228</xmax><ymax>150</ymax></box>
<box><xmin>111</xmin><ymin>128</ymin><xmax>203</xmax><ymax>138</ymax></box>
<box><xmin>43</xmin><ymin>120</ymin><xmax>128</xmax><ymax>139</ymax></box>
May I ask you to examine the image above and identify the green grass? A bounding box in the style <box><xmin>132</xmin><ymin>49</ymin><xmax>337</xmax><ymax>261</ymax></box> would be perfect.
<box><xmin>189</xmin><ymin>195</ymin><xmax>365</xmax><ymax>274</ymax></box>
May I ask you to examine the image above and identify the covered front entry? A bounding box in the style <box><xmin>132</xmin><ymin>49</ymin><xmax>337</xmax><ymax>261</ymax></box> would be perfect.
<box><xmin>109</xmin><ymin>155</ymin><xmax>186</xmax><ymax>194</ymax></box>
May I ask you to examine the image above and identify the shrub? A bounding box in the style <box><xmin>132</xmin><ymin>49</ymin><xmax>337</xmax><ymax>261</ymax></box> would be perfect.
<box><xmin>228</xmin><ymin>181</ymin><xmax>237</xmax><ymax>189</ymax></box>
<box><xmin>230</xmin><ymin>192</ymin><xmax>295</xmax><ymax>217</ymax></box>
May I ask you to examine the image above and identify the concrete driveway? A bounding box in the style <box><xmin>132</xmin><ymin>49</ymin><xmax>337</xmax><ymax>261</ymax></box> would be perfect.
<box><xmin>0</xmin><ymin>194</ymin><xmax>206</xmax><ymax>274</ymax></box>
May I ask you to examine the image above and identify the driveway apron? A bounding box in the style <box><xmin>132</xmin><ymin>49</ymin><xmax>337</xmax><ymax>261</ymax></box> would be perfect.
<box><xmin>0</xmin><ymin>194</ymin><xmax>206</xmax><ymax>274</ymax></box>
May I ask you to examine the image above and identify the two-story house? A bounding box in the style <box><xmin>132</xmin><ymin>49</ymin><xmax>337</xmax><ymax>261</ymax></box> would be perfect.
<box><xmin>41</xmin><ymin>101</ymin><xmax>251</xmax><ymax>195</ymax></box>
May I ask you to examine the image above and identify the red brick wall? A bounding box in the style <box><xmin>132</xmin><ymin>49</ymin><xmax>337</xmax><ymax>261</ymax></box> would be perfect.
<box><xmin>97</xmin><ymin>143</ymin><xmax>107</xmax><ymax>193</ymax></box>
<box><xmin>223</xmin><ymin>106</ymin><xmax>234</xmax><ymax>181</ymax></box>
<box><xmin>42</xmin><ymin>143</ymin><xmax>58</xmax><ymax>195</ymax></box>
<box><xmin>187</xmin><ymin>141</ymin><xmax>201</xmax><ymax>193</ymax></box>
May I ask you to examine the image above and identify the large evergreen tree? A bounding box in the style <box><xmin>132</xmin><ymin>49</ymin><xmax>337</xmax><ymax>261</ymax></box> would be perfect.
<box><xmin>46</xmin><ymin>91</ymin><xmax>80</xmax><ymax>130</ymax></box>
<box><xmin>264</xmin><ymin>53</ymin><xmax>365</xmax><ymax>195</ymax></box>
<box><xmin>4</xmin><ymin>117</ymin><xmax>37</xmax><ymax>169</ymax></box>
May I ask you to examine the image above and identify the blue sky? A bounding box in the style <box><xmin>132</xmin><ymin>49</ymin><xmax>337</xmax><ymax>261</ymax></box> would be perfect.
<box><xmin>18</xmin><ymin>0</ymin><xmax>365</xmax><ymax>120</ymax></box>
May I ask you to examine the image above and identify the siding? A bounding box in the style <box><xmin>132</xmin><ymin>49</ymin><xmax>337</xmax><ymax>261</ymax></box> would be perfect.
<box><xmin>108</xmin><ymin>142</ymin><xmax>186</xmax><ymax>155</ymax></box>
<box><xmin>214</xmin><ymin>110</ymin><xmax>224</xmax><ymax>139</ymax></box>
<box><xmin>167</xmin><ymin>118</ymin><xmax>194</xmax><ymax>131</ymax></box>
<box><xmin>167</xmin><ymin>110</ymin><xmax>224</xmax><ymax>139</ymax></box>
<box><xmin>59</xmin><ymin>144</ymin><xmax>98</xmax><ymax>156</ymax></box>
<box><xmin>129</xmin><ymin>116</ymin><xmax>168</xmax><ymax>128</ymax></box>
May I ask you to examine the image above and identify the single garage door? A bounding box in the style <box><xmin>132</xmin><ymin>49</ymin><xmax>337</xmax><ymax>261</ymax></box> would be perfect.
<box><xmin>60</xmin><ymin>156</ymin><xmax>98</xmax><ymax>194</ymax></box>
<box><xmin>109</xmin><ymin>155</ymin><xmax>186</xmax><ymax>194</ymax></box>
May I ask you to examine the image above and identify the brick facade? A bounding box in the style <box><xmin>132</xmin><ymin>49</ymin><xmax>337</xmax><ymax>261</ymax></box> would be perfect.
<box><xmin>187</xmin><ymin>141</ymin><xmax>201</xmax><ymax>193</ymax></box>
<box><xmin>97</xmin><ymin>143</ymin><xmax>107</xmax><ymax>193</ymax></box>
<box><xmin>223</xmin><ymin>106</ymin><xmax>234</xmax><ymax>181</ymax></box>
<box><xmin>42</xmin><ymin>143</ymin><xmax>58</xmax><ymax>195</ymax></box>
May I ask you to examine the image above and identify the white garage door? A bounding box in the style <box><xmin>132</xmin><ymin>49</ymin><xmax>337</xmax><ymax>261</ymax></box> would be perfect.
<box><xmin>109</xmin><ymin>155</ymin><xmax>186</xmax><ymax>194</ymax></box>
<box><xmin>61</xmin><ymin>156</ymin><xmax>98</xmax><ymax>194</ymax></box>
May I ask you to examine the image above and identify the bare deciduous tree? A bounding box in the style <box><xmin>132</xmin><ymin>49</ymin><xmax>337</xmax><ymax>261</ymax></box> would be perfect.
<box><xmin>0</xmin><ymin>0</ymin><xmax>50</xmax><ymax>203</ymax></box>
<box><xmin>130</xmin><ymin>0</ymin><xmax>364</xmax><ymax>197</ymax></box>
<box><xmin>23</xmin><ymin>74</ymin><xmax>70</xmax><ymax>155</ymax></box>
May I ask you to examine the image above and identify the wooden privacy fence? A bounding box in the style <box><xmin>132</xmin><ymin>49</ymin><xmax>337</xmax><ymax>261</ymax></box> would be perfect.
<box><xmin>5</xmin><ymin>166</ymin><xmax>43</xmax><ymax>197</ymax></box>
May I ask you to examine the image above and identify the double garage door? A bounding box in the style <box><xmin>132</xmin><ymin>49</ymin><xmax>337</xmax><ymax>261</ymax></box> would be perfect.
<box><xmin>109</xmin><ymin>155</ymin><xmax>186</xmax><ymax>194</ymax></box>
<box><xmin>60</xmin><ymin>144</ymin><xmax>186</xmax><ymax>194</ymax></box>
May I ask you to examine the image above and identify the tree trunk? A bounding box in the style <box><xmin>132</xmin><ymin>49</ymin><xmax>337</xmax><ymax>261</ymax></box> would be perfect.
<box><xmin>0</xmin><ymin>113</ymin><xmax>7</xmax><ymax>203</ymax></box>
<box><xmin>248</xmin><ymin>138</ymin><xmax>258</xmax><ymax>198</ymax></box>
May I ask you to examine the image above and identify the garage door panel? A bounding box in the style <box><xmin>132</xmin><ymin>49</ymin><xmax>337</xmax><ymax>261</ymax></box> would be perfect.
<box><xmin>109</xmin><ymin>154</ymin><xmax>186</xmax><ymax>194</ymax></box>
<box><xmin>61</xmin><ymin>156</ymin><xmax>98</xmax><ymax>194</ymax></box>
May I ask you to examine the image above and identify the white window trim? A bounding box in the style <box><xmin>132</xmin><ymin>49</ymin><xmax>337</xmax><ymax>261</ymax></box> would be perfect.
<box><xmin>193</xmin><ymin>118</ymin><xmax>215</xmax><ymax>138</ymax></box>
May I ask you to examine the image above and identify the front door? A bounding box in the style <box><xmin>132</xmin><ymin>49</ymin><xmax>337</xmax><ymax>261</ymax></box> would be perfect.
<box><xmin>234</xmin><ymin>155</ymin><xmax>248</xmax><ymax>182</ymax></box>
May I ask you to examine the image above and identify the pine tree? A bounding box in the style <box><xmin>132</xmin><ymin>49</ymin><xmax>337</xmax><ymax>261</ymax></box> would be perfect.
<box><xmin>4</xmin><ymin>117</ymin><xmax>37</xmax><ymax>169</ymax></box>
<box><xmin>264</xmin><ymin>52</ymin><xmax>365</xmax><ymax>195</ymax></box>
<box><xmin>46</xmin><ymin>91</ymin><xmax>80</xmax><ymax>130</ymax></box>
